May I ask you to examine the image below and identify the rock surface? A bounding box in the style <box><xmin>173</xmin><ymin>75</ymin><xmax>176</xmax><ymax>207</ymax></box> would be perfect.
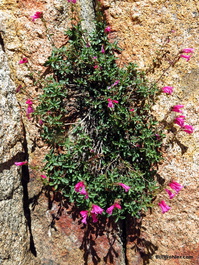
<box><xmin>102</xmin><ymin>0</ymin><xmax>199</xmax><ymax>264</ymax></box>
<box><xmin>0</xmin><ymin>0</ymin><xmax>198</xmax><ymax>264</ymax></box>
<box><xmin>0</xmin><ymin>40</ymin><xmax>40</xmax><ymax>264</ymax></box>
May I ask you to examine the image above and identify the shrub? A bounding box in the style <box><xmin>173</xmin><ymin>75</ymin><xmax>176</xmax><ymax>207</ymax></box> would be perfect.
<box><xmin>35</xmin><ymin>17</ymin><xmax>164</xmax><ymax>222</ymax></box>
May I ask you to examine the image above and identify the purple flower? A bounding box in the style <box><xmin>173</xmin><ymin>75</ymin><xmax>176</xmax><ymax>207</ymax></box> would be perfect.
<box><xmin>182</xmin><ymin>124</ymin><xmax>194</xmax><ymax>134</ymax></box>
<box><xmin>91</xmin><ymin>204</ymin><xmax>104</xmax><ymax>215</ymax></box>
<box><xmin>14</xmin><ymin>161</ymin><xmax>28</xmax><ymax>166</ymax></box>
<box><xmin>19</xmin><ymin>58</ymin><xmax>28</xmax><ymax>64</ymax></box>
<box><xmin>107</xmin><ymin>98</ymin><xmax>119</xmax><ymax>108</ymax></box>
<box><xmin>161</xmin><ymin>86</ymin><xmax>173</xmax><ymax>95</ymax></box>
<box><xmin>180</xmin><ymin>54</ymin><xmax>191</xmax><ymax>62</ymax></box>
<box><xmin>30</xmin><ymin>12</ymin><xmax>43</xmax><ymax>22</ymax></box>
<box><xmin>106</xmin><ymin>203</ymin><xmax>121</xmax><ymax>215</ymax></box>
<box><xmin>171</xmin><ymin>105</ymin><xmax>184</xmax><ymax>113</ymax></box>
<box><xmin>118</xmin><ymin>183</ymin><xmax>130</xmax><ymax>192</ymax></box>
<box><xmin>174</xmin><ymin>115</ymin><xmax>185</xmax><ymax>128</ymax></box>
<box><xmin>158</xmin><ymin>200</ymin><xmax>171</xmax><ymax>213</ymax></box>
<box><xmin>165</xmin><ymin>189</ymin><xmax>175</xmax><ymax>199</ymax></box>
<box><xmin>80</xmin><ymin>210</ymin><xmax>88</xmax><ymax>224</ymax></box>
<box><xmin>181</xmin><ymin>48</ymin><xmax>194</xmax><ymax>53</ymax></box>
<box><xmin>169</xmin><ymin>181</ymin><xmax>183</xmax><ymax>193</ymax></box>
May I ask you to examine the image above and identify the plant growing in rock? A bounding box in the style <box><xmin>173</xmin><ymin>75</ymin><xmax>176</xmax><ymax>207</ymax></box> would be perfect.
<box><xmin>14</xmin><ymin>7</ymin><xmax>195</xmax><ymax>226</ymax></box>
<box><xmin>34</xmin><ymin>15</ymin><xmax>165</xmax><ymax>223</ymax></box>
<box><xmin>20</xmin><ymin>6</ymin><xmax>194</xmax><ymax>223</ymax></box>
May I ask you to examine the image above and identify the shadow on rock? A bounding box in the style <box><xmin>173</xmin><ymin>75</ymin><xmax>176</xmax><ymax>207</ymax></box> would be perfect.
<box><xmin>126</xmin><ymin>214</ymin><xmax>158</xmax><ymax>265</ymax></box>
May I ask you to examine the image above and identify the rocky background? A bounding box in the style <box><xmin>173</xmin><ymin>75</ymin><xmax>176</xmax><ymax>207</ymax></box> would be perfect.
<box><xmin>0</xmin><ymin>0</ymin><xmax>198</xmax><ymax>264</ymax></box>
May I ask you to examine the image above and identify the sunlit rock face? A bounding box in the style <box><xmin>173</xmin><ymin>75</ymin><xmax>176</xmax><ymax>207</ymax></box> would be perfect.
<box><xmin>102</xmin><ymin>0</ymin><xmax>199</xmax><ymax>264</ymax></box>
<box><xmin>0</xmin><ymin>40</ymin><xmax>40</xmax><ymax>264</ymax></box>
<box><xmin>0</xmin><ymin>0</ymin><xmax>198</xmax><ymax>264</ymax></box>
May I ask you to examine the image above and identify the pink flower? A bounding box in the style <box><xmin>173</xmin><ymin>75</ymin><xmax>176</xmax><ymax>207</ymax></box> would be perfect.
<box><xmin>26</xmin><ymin>105</ymin><xmax>34</xmax><ymax>114</ymax></box>
<box><xmin>75</xmin><ymin>181</ymin><xmax>85</xmax><ymax>192</ymax></box>
<box><xmin>165</xmin><ymin>189</ymin><xmax>175</xmax><ymax>199</ymax></box>
<box><xmin>26</xmin><ymin>99</ymin><xmax>33</xmax><ymax>105</ymax></box>
<box><xmin>158</xmin><ymin>200</ymin><xmax>171</xmax><ymax>213</ymax></box>
<box><xmin>107</xmin><ymin>98</ymin><xmax>119</xmax><ymax>108</ymax></box>
<box><xmin>79</xmin><ymin>186</ymin><xmax>89</xmax><ymax>199</ymax></box>
<box><xmin>161</xmin><ymin>86</ymin><xmax>173</xmax><ymax>95</ymax></box>
<box><xmin>182</xmin><ymin>124</ymin><xmax>194</xmax><ymax>134</ymax></box>
<box><xmin>114</xmin><ymin>202</ymin><xmax>121</xmax><ymax>209</ymax></box>
<box><xmin>101</xmin><ymin>45</ymin><xmax>105</xmax><ymax>53</ymax></box>
<box><xmin>91</xmin><ymin>213</ymin><xmax>98</xmax><ymax>223</ymax></box>
<box><xmin>74</xmin><ymin>181</ymin><xmax>89</xmax><ymax>199</ymax></box>
<box><xmin>94</xmin><ymin>65</ymin><xmax>99</xmax><ymax>69</ymax></box>
<box><xmin>41</xmin><ymin>175</ymin><xmax>47</xmax><ymax>179</ymax></box>
<box><xmin>104</xmin><ymin>26</ymin><xmax>111</xmax><ymax>33</ymax></box>
<box><xmin>106</xmin><ymin>203</ymin><xmax>121</xmax><ymax>215</ymax></box>
<box><xmin>14</xmin><ymin>161</ymin><xmax>28</xmax><ymax>166</ymax></box>
<box><xmin>16</xmin><ymin>85</ymin><xmax>22</xmax><ymax>93</ymax></box>
<box><xmin>118</xmin><ymin>183</ymin><xmax>130</xmax><ymax>192</ymax></box>
<box><xmin>19</xmin><ymin>58</ymin><xmax>28</xmax><ymax>64</ymax></box>
<box><xmin>169</xmin><ymin>181</ymin><xmax>183</xmax><ymax>193</ymax></box>
<box><xmin>68</xmin><ymin>0</ymin><xmax>77</xmax><ymax>3</ymax></box>
<box><xmin>180</xmin><ymin>54</ymin><xmax>191</xmax><ymax>62</ymax></box>
<box><xmin>39</xmin><ymin>120</ymin><xmax>43</xmax><ymax>125</ymax></box>
<box><xmin>80</xmin><ymin>210</ymin><xmax>88</xmax><ymax>224</ymax></box>
<box><xmin>171</xmin><ymin>105</ymin><xmax>184</xmax><ymax>113</ymax></box>
<box><xmin>106</xmin><ymin>205</ymin><xmax>115</xmax><ymax>215</ymax></box>
<box><xmin>113</xmin><ymin>80</ymin><xmax>120</xmax><ymax>86</ymax></box>
<box><xmin>107</xmin><ymin>80</ymin><xmax>120</xmax><ymax>89</ymax></box>
<box><xmin>181</xmin><ymin>48</ymin><xmax>194</xmax><ymax>53</ymax></box>
<box><xmin>129</xmin><ymin>108</ymin><xmax>134</xmax><ymax>112</ymax></box>
<box><xmin>30</xmin><ymin>12</ymin><xmax>43</xmax><ymax>22</ymax></box>
<box><xmin>155</xmin><ymin>134</ymin><xmax>161</xmax><ymax>140</ymax></box>
<box><xmin>26</xmin><ymin>99</ymin><xmax>34</xmax><ymax>119</ymax></box>
<box><xmin>174</xmin><ymin>115</ymin><xmax>185</xmax><ymax>128</ymax></box>
<box><xmin>91</xmin><ymin>204</ymin><xmax>104</xmax><ymax>215</ymax></box>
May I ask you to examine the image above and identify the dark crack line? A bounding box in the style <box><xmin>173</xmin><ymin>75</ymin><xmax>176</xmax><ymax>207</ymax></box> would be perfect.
<box><xmin>0</xmin><ymin>32</ymin><xmax>5</xmax><ymax>52</ymax></box>
<box><xmin>21</xmin><ymin>121</ymin><xmax>37</xmax><ymax>257</ymax></box>
<box><xmin>120</xmin><ymin>219</ymin><xmax>128</xmax><ymax>265</ymax></box>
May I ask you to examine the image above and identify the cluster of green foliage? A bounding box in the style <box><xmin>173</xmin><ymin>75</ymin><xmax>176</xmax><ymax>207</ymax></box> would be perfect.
<box><xmin>35</xmin><ymin>16</ymin><xmax>164</xmax><ymax>221</ymax></box>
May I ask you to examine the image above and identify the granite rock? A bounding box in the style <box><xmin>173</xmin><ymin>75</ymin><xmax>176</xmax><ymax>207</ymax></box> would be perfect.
<box><xmin>0</xmin><ymin>0</ymin><xmax>198</xmax><ymax>264</ymax></box>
